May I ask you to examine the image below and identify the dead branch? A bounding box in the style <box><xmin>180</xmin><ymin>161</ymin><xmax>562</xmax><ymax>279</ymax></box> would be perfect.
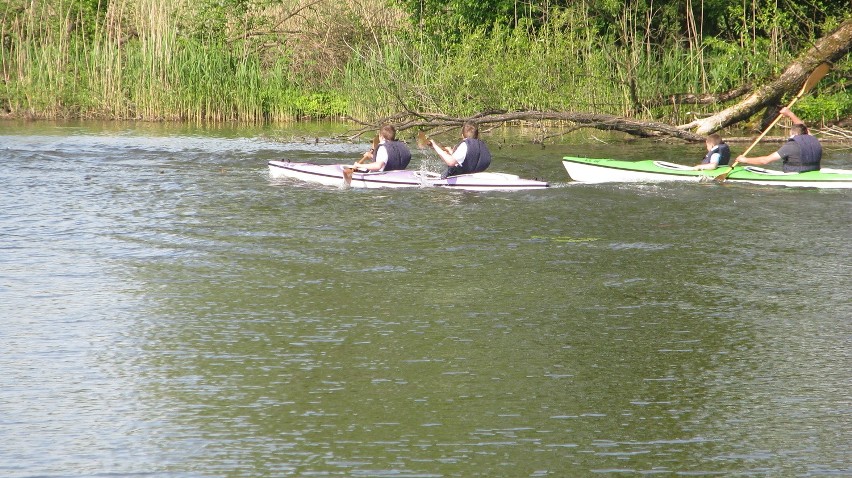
<box><xmin>818</xmin><ymin>125</ymin><xmax>852</xmax><ymax>141</ymax></box>
<box><xmin>642</xmin><ymin>84</ymin><xmax>753</xmax><ymax>109</ymax></box>
<box><xmin>347</xmin><ymin>110</ymin><xmax>705</xmax><ymax>142</ymax></box>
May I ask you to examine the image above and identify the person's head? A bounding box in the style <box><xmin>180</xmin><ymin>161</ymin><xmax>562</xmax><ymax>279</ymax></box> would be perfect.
<box><xmin>705</xmin><ymin>133</ymin><xmax>723</xmax><ymax>151</ymax></box>
<box><xmin>461</xmin><ymin>122</ymin><xmax>480</xmax><ymax>139</ymax></box>
<box><xmin>380</xmin><ymin>124</ymin><xmax>397</xmax><ymax>141</ymax></box>
<box><xmin>790</xmin><ymin>123</ymin><xmax>809</xmax><ymax>136</ymax></box>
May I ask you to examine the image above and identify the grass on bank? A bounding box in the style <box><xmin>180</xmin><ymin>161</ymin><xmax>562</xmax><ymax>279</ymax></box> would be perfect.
<box><xmin>1</xmin><ymin>1</ymin><xmax>848</xmax><ymax>124</ymax></box>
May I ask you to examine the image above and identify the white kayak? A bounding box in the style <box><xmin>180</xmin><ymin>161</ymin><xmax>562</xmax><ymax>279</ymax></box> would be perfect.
<box><xmin>268</xmin><ymin>161</ymin><xmax>549</xmax><ymax>191</ymax></box>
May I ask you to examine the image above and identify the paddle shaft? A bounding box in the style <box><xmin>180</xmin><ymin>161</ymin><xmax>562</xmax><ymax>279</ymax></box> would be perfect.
<box><xmin>739</xmin><ymin>95</ymin><xmax>806</xmax><ymax>159</ymax></box>
<box><xmin>343</xmin><ymin>135</ymin><xmax>380</xmax><ymax>185</ymax></box>
<box><xmin>724</xmin><ymin>98</ymin><xmax>799</xmax><ymax>173</ymax></box>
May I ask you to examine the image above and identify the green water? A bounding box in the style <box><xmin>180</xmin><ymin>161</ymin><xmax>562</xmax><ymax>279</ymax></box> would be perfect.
<box><xmin>1</xmin><ymin>121</ymin><xmax>850</xmax><ymax>476</ymax></box>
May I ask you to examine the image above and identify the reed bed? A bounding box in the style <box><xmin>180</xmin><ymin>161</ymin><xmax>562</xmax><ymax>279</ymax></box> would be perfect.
<box><xmin>343</xmin><ymin>7</ymin><xmax>747</xmax><ymax>122</ymax></box>
<box><xmin>1</xmin><ymin>1</ymin><xmax>843</xmax><ymax>124</ymax></box>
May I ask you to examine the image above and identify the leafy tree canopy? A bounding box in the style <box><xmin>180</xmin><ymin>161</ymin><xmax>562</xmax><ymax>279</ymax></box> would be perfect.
<box><xmin>393</xmin><ymin>0</ymin><xmax>851</xmax><ymax>48</ymax></box>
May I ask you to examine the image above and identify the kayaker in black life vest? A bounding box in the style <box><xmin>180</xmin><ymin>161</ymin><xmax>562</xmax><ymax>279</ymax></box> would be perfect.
<box><xmin>428</xmin><ymin>122</ymin><xmax>492</xmax><ymax>178</ymax></box>
<box><xmin>735</xmin><ymin>107</ymin><xmax>822</xmax><ymax>172</ymax></box>
<box><xmin>351</xmin><ymin>124</ymin><xmax>412</xmax><ymax>172</ymax></box>
<box><xmin>692</xmin><ymin>133</ymin><xmax>731</xmax><ymax>170</ymax></box>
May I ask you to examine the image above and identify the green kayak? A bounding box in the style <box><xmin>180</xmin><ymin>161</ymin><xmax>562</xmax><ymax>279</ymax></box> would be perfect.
<box><xmin>562</xmin><ymin>157</ymin><xmax>852</xmax><ymax>189</ymax></box>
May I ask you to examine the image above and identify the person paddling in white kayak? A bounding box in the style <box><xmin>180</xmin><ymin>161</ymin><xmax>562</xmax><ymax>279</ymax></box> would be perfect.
<box><xmin>428</xmin><ymin>122</ymin><xmax>492</xmax><ymax>179</ymax></box>
<box><xmin>350</xmin><ymin>124</ymin><xmax>412</xmax><ymax>172</ymax></box>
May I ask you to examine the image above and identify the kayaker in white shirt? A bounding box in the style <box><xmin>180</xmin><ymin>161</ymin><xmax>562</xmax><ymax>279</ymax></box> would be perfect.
<box><xmin>428</xmin><ymin>122</ymin><xmax>492</xmax><ymax>178</ymax></box>
<box><xmin>352</xmin><ymin>124</ymin><xmax>412</xmax><ymax>172</ymax></box>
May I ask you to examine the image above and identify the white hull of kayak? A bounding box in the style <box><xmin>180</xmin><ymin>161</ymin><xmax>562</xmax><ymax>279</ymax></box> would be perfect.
<box><xmin>563</xmin><ymin>160</ymin><xmax>706</xmax><ymax>184</ymax></box>
<box><xmin>268</xmin><ymin>161</ymin><xmax>548</xmax><ymax>191</ymax></box>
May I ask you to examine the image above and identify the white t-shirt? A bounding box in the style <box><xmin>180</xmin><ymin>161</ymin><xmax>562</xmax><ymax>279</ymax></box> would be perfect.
<box><xmin>452</xmin><ymin>141</ymin><xmax>467</xmax><ymax>165</ymax></box>
<box><xmin>375</xmin><ymin>140</ymin><xmax>389</xmax><ymax>171</ymax></box>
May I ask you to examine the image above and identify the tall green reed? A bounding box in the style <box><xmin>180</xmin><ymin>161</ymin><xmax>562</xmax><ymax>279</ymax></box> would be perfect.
<box><xmin>1</xmin><ymin>0</ymin><xmax>347</xmax><ymax>121</ymax></box>
<box><xmin>1</xmin><ymin>1</ymin><xmax>808</xmax><ymax>124</ymax></box>
<box><xmin>340</xmin><ymin>3</ymin><xmax>799</xmax><ymax>124</ymax></box>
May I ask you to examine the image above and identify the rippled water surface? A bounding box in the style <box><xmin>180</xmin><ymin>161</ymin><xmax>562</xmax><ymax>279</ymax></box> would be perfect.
<box><xmin>1</xmin><ymin>121</ymin><xmax>850</xmax><ymax>477</ymax></box>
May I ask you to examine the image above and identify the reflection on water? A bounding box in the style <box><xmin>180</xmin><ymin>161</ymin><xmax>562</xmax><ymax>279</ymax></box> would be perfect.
<box><xmin>1</xmin><ymin>122</ymin><xmax>850</xmax><ymax>477</ymax></box>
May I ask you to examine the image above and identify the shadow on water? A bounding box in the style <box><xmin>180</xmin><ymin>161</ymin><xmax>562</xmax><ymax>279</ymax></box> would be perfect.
<box><xmin>1</xmin><ymin>121</ymin><xmax>850</xmax><ymax>477</ymax></box>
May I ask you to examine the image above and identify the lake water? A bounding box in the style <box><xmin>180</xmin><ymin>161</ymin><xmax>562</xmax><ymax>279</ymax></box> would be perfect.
<box><xmin>1</xmin><ymin>121</ymin><xmax>850</xmax><ymax>477</ymax></box>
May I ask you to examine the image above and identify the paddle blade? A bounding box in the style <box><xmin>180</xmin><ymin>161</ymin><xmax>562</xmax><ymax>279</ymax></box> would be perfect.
<box><xmin>713</xmin><ymin>161</ymin><xmax>739</xmax><ymax>183</ymax></box>
<box><xmin>416</xmin><ymin>131</ymin><xmax>430</xmax><ymax>148</ymax></box>
<box><xmin>713</xmin><ymin>170</ymin><xmax>733</xmax><ymax>183</ymax></box>
<box><xmin>801</xmin><ymin>63</ymin><xmax>830</xmax><ymax>95</ymax></box>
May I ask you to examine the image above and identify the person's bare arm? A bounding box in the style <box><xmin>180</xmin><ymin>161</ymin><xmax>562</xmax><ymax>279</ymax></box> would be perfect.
<box><xmin>736</xmin><ymin>152</ymin><xmax>781</xmax><ymax>166</ymax></box>
<box><xmin>780</xmin><ymin>107</ymin><xmax>804</xmax><ymax>124</ymax></box>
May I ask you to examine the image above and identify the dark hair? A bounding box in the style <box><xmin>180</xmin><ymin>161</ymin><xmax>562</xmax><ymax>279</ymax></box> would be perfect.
<box><xmin>462</xmin><ymin>122</ymin><xmax>479</xmax><ymax>139</ymax></box>
<box><xmin>706</xmin><ymin>133</ymin><xmax>723</xmax><ymax>146</ymax></box>
<box><xmin>790</xmin><ymin>123</ymin><xmax>809</xmax><ymax>135</ymax></box>
<box><xmin>380</xmin><ymin>124</ymin><xmax>397</xmax><ymax>141</ymax></box>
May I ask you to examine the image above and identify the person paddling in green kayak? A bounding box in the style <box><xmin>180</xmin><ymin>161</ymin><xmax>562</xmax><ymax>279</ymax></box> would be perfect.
<box><xmin>351</xmin><ymin>124</ymin><xmax>412</xmax><ymax>172</ymax></box>
<box><xmin>735</xmin><ymin>107</ymin><xmax>822</xmax><ymax>172</ymax></box>
<box><xmin>692</xmin><ymin>133</ymin><xmax>731</xmax><ymax>170</ymax></box>
<box><xmin>428</xmin><ymin>122</ymin><xmax>492</xmax><ymax>178</ymax></box>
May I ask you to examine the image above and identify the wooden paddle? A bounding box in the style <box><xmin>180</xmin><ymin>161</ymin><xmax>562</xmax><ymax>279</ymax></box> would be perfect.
<box><xmin>714</xmin><ymin>63</ymin><xmax>830</xmax><ymax>183</ymax></box>
<box><xmin>417</xmin><ymin>131</ymin><xmax>450</xmax><ymax>154</ymax></box>
<box><xmin>417</xmin><ymin>131</ymin><xmax>434</xmax><ymax>149</ymax></box>
<box><xmin>343</xmin><ymin>135</ymin><xmax>379</xmax><ymax>186</ymax></box>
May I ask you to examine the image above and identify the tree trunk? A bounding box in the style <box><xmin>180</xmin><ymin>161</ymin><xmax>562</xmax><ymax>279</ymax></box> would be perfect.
<box><xmin>683</xmin><ymin>17</ymin><xmax>852</xmax><ymax>135</ymax></box>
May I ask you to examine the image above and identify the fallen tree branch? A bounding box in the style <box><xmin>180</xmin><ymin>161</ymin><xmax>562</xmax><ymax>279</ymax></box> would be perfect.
<box><xmin>642</xmin><ymin>84</ymin><xmax>753</xmax><ymax>108</ymax></box>
<box><xmin>818</xmin><ymin>125</ymin><xmax>852</xmax><ymax>141</ymax></box>
<box><xmin>347</xmin><ymin>110</ymin><xmax>705</xmax><ymax>142</ymax></box>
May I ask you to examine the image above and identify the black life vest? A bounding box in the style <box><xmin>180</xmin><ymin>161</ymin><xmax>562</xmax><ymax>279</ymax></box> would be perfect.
<box><xmin>784</xmin><ymin>135</ymin><xmax>822</xmax><ymax>172</ymax></box>
<box><xmin>701</xmin><ymin>143</ymin><xmax>730</xmax><ymax>166</ymax></box>
<box><xmin>446</xmin><ymin>138</ymin><xmax>492</xmax><ymax>177</ymax></box>
<box><xmin>379</xmin><ymin>140</ymin><xmax>411</xmax><ymax>171</ymax></box>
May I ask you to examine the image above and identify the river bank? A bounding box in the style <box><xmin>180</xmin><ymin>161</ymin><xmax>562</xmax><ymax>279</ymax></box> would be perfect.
<box><xmin>2</xmin><ymin>2</ymin><xmax>849</xmax><ymax>126</ymax></box>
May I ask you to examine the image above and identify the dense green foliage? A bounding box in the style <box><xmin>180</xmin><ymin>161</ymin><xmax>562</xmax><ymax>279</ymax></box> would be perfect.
<box><xmin>0</xmin><ymin>0</ymin><xmax>849</xmax><ymax>124</ymax></box>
